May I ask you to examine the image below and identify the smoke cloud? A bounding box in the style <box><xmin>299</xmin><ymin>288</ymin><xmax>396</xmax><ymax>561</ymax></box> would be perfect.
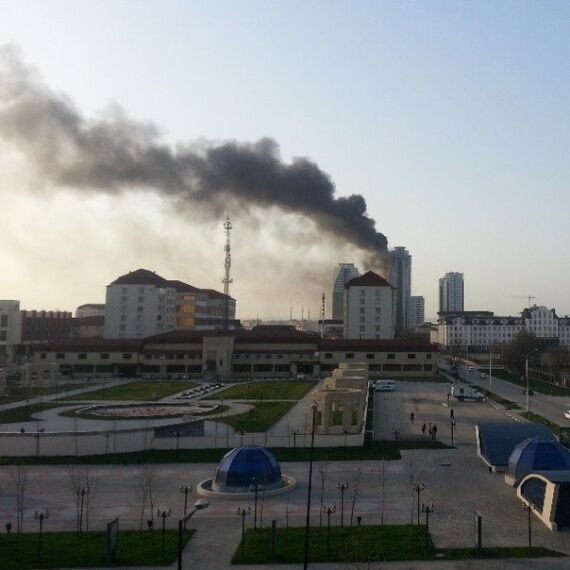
<box><xmin>0</xmin><ymin>45</ymin><xmax>388</xmax><ymax>262</ymax></box>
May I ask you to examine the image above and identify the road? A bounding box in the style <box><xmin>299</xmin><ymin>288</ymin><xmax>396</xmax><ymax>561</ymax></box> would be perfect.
<box><xmin>443</xmin><ymin>362</ymin><xmax>570</xmax><ymax>427</ymax></box>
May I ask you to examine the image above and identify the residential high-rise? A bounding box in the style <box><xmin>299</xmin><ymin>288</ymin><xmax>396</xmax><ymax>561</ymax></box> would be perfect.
<box><xmin>331</xmin><ymin>263</ymin><xmax>360</xmax><ymax>320</ymax></box>
<box><xmin>389</xmin><ymin>247</ymin><xmax>412</xmax><ymax>332</ymax></box>
<box><xmin>0</xmin><ymin>300</ymin><xmax>22</xmax><ymax>364</ymax></box>
<box><xmin>344</xmin><ymin>271</ymin><xmax>395</xmax><ymax>340</ymax></box>
<box><xmin>439</xmin><ymin>272</ymin><xmax>464</xmax><ymax>313</ymax></box>
<box><xmin>407</xmin><ymin>296</ymin><xmax>425</xmax><ymax>328</ymax></box>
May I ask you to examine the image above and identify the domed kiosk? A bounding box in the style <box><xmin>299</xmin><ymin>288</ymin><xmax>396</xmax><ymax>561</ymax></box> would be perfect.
<box><xmin>198</xmin><ymin>445</ymin><xmax>296</xmax><ymax>498</ymax></box>
<box><xmin>505</xmin><ymin>437</ymin><xmax>570</xmax><ymax>486</ymax></box>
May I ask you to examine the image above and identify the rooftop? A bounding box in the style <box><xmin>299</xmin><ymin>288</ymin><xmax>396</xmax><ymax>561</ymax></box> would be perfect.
<box><xmin>346</xmin><ymin>271</ymin><xmax>391</xmax><ymax>288</ymax></box>
<box><xmin>109</xmin><ymin>269</ymin><xmax>171</xmax><ymax>287</ymax></box>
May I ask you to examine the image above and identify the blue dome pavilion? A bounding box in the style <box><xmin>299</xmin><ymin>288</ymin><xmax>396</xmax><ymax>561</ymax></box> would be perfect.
<box><xmin>213</xmin><ymin>445</ymin><xmax>283</xmax><ymax>492</ymax></box>
<box><xmin>506</xmin><ymin>437</ymin><xmax>570</xmax><ymax>485</ymax></box>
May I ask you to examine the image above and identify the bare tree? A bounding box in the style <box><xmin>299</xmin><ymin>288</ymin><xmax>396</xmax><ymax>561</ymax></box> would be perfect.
<box><xmin>134</xmin><ymin>462</ymin><xmax>157</xmax><ymax>530</ymax></box>
<box><xmin>403</xmin><ymin>456</ymin><xmax>422</xmax><ymax>525</ymax></box>
<box><xmin>319</xmin><ymin>462</ymin><xmax>328</xmax><ymax>527</ymax></box>
<box><xmin>13</xmin><ymin>466</ymin><xmax>29</xmax><ymax>533</ymax></box>
<box><xmin>67</xmin><ymin>466</ymin><xmax>96</xmax><ymax>533</ymax></box>
<box><xmin>349</xmin><ymin>461</ymin><xmax>363</xmax><ymax>527</ymax></box>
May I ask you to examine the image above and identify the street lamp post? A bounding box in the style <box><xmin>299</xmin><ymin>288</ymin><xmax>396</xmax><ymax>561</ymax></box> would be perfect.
<box><xmin>322</xmin><ymin>505</ymin><xmax>336</xmax><ymax>555</ymax></box>
<box><xmin>33</xmin><ymin>509</ymin><xmax>49</xmax><ymax>564</ymax></box>
<box><xmin>523</xmin><ymin>503</ymin><xmax>532</xmax><ymax>554</ymax></box>
<box><xmin>236</xmin><ymin>507</ymin><xmax>251</xmax><ymax>559</ymax></box>
<box><xmin>421</xmin><ymin>503</ymin><xmax>434</xmax><ymax>552</ymax></box>
<box><xmin>249</xmin><ymin>482</ymin><xmax>263</xmax><ymax>530</ymax></box>
<box><xmin>412</xmin><ymin>483</ymin><xmax>425</xmax><ymax>525</ymax></box>
<box><xmin>78</xmin><ymin>486</ymin><xmax>90</xmax><ymax>533</ymax></box>
<box><xmin>177</xmin><ymin>499</ymin><xmax>209</xmax><ymax>570</ymax></box>
<box><xmin>156</xmin><ymin>507</ymin><xmax>172</xmax><ymax>560</ymax></box>
<box><xmin>336</xmin><ymin>482</ymin><xmax>349</xmax><ymax>527</ymax></box>
<box><xmin>180</xmin><ymin>484</ymin><xmax>193</xmax><ymax>519</ymax></box>
<box><xmin>302</xmin><ymin>401</ymin><xmax>318</xmax><ymax>570</ymax></box>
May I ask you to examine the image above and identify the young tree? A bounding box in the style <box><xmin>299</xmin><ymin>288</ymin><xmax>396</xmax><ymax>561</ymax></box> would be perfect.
<box><xmin>543</xmin><ymin>345</ymin><xmax>570</xmax><ymax>384</ymax></box>
<box><xmin>134</xmin><ymin>462</ymin><xmax>157</xmax><ymax>530</ymax></box>
<box><xmin>13</xmin><ymin>466</ymin><xmax>29</xmax><ymax>533</ymax></box>
<box><xmin>349</xmin><ymin>461</ymin><xmax>363</xmax><ymax>527</ymax></box>
<box><xmin>67</xmin><ymin>467</ymin><xmax>95</xmax><ymax>533</ymax></box>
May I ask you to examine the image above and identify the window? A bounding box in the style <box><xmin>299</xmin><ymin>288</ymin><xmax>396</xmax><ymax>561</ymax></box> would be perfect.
<box><xmin>139</xmin><ymin>287</ymin><xmax>144</xmax><ymax>294</ymax></box>
<box><xmin>121</xmin><ymin>296</ymin><xmax>127</xmax><ymax>303</ymax></box>
<box><xmin>120</xmin><ymin>315</ymin><xmax>126</xmax><ymax>322</ymax></box>
<box><xmin>78</xmin><ymin>353</ymin><xmax>87</xmax><ymax>360</ymax></box>
<box><xmin>0</xmin><ymin>315</ymin><xmax>7</xmax><ymax>327</ymax></box>
<box><xmin>387</xmin><ymin>353</ymin><xmax>395</xmax><ymax>360</ymax></box>
<box><xmin>359</xmin><ymin>326</ymin><xmax>365</xmax><ymax>331</ymax></box>
<box><xmin>375</xmin><ymin>307</ymin><xmax>381</xmax><ymax>314</ymax></box>
<box><xmin>56</xmin><ymin>353</ymin><xmax>65</xmax><ymax>359</ymax></box>
<box><xmin>119</xmin><ymin>324</ymin><xmax>126</xmax><ymax>331</ymax></box>
<box><xmin>100</xmin><ymin>353</ymin><xmax>110</xmax><ymax>360</ymax></box>
<box><xmin>324</xmin><ymin>353</ymin><xmax>333</xmax><ymax>359</ymax></box>
<box><xmin>426</xmin><ymin>354</ymin><xmax>432</xmax><ymax>360</ymax></box>
<box><xmin>121</xmin><ymin>287</ymin><xmax>127</xmax><ymax>293</ymax></box>
<box><xmin>40</xmin><ymin>353</ymin><xmax>46</xmax><ymax>360</ymax></box>
<box><xmin>375</xmin><ymin>325</ymin><xmax>380</xmax><ymax>331</ymax></box>
<box><xmin>345</xmin><ymin>353</ymin><xmax>354</xmax><ymax>359</ymax></box>
<box><xmin>366</xmin><ymin>353</ymin><xmax>375</xmax><ymax>360</ymax></box>
<box><xmin>407</xmin><ymin>353</ymin><xmax>416</xmax><ymax>359</ymax></box>
<box><xmin>122</xmin><ymin>353</ymin><xmax>132</xmax><ymax>360</ymax></box>
<box><xmin>0</xmin><ymin>331</ymin><xmax>6</xmax><ymax>341</ymax></box>
<box><xmin>359</xmin><ymin>307</ymin><xmax>365</xmax><ymax>314</ymax></box>
<box><xmin>137</xmin><ymin>306</ymin><xmax>143</xmax><ymax>313</ymax></box>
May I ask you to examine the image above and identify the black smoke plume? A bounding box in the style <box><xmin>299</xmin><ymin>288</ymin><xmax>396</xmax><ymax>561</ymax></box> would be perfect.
<box><xmin>0</xmin><ymin>45</ymin><xmax>388</xmax><ymax>260</ymax></box>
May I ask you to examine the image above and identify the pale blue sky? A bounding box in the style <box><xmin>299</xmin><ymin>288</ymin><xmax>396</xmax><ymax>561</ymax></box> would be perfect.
<box><xmin>1</xmin><ymin>1</ymin><xmax>569</xmax><ymax>318</ymax></box>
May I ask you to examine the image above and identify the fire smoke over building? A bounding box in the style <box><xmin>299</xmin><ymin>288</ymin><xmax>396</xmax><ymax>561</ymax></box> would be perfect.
<box><xmin>0</xmin><ymin>45</ymin><xmax>389</xmax><ymax>270</ymax></box>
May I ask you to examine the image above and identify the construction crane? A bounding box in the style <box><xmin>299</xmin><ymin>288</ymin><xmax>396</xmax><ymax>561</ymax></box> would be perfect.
<box><xmin>507</xmin><ymin>295</ymin><xmax>536</xmax><ymax>308</ymax></box>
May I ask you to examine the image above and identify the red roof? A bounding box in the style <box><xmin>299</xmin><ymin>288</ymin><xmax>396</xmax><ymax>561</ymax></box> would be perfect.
<box><xmin>110</xmin><ymin>269</ymin><xmax>171</xmax><ymax>287</ymax></box>
<box><xmin>318</xmin><ymin>339</ymin><xmax>435</xmax><ymax>351</ymax></box>
<box><xmin>346</xmin><ymin>271</ymin><xmax>391</xmax><ymax>288</ymax></box>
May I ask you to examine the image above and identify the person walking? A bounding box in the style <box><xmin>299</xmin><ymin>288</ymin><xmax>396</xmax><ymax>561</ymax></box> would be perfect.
<box><xmin>421</xmin><ymin>423</ymin><xmax>426</xmax><ymax>436</ymax></box>
<box><xmin>432</xmin><ymin>424</ymin><xmax>438</xmax><ymax>440</ymax></box>
<box><xmin>410</xmin><ymin>411</ymin><xmax>415</xmax><ymax>423</ymax></box>
<box><xmin>450</xmin><ymin>408</ymin><xmax>455</xmax><ymax>420</ymax></box>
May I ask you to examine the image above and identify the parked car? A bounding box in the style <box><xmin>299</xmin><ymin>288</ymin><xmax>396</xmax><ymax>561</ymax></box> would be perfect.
<box><xmin>564</xmin><ymin>410</ymin><xmax>570</xmax><ymax>420</ymax></box>
<box><xmin>480</xmin><ymin>373</ymin><xmax>486</xmax><ymax>379</ymax></box>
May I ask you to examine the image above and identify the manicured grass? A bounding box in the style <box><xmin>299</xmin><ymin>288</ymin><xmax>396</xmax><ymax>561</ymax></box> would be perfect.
<box><xmin>60</xmin><ymin>381</ymin><xmax>197</xmax><ymax>402</ymax></box>
<box><xmin>218</xmin><ymin>401</ymin><xmax>297</xmax><ymax>432</ymax></box>
<box><xmin>0</xmin><ymin>382</ymin><xmax>65</xmax><ymax>405</ymax></box>
<box><xmin>471</xmin><ymin>385</ymin><xmax>521</xmax><ymax>410</ymax></box>
<box><xmin>520</xmin><ymin>411</ymin><xmax>562</xmax><ymax>436</ymax></box>
<box><xmin>0</xmin><ymin>403</ymin><xmax>65</xmax><ymax>424</ymax></box>
<box><xmin>0</xmin><ymin>529</ymin><xmax>194</xmax><ymax>569</ymax></box>
<box><xmin>492</xmin><ymin>369</ymin><xmax>570</xmax><ymax>397</ymax></box>
<box><xmin>232</xmin><ymin>525</ymin><xmax>433</xmax><ymax>564</ymax></box>
<box><xmin>0</xmin><ymin>440</ymin><xmax>451</xmax><ymax>465</ymax></box>
<box><xmin>231</xmin><ymin>526</ymin><xmax>563</xmax><ymax>564</ymax></box>
<box><xmin>217</xmin><ymin>381</ymin><xmax>314</xmax><ymax>400</ymax></box>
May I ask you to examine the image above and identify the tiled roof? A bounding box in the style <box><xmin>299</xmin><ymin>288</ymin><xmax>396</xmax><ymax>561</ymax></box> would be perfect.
<box><xmin>39</xmin><ymin>338</ymin><xmax>142</xmax><ymax>352</ymax></box>
<box><xmin>345</xmin><ymin>271</ymin><xmax>391</xmax><ymax>288</ymax></box>
<box><xmin>318</xmin><ymin>339</ymin><xmax>435</xmax><ymax>351</ymax></box>
<box><xmin>109</xmin><ymin>269</ymin><xmax>171</xmax><ymax>287</ymax></box>
<box><xmin>167</xmin><ymin>280</ymin><xmax>201</xmax><ymax>293</ymax></box>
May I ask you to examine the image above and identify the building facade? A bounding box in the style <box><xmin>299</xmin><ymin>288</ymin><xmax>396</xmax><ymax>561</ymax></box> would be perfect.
<box><xmin>439</xmin><ymin>272</ymin><xmax>464</xmax><ymax>313</ymax></box>
<box><xmin>0</xmin><ymin>300</ymin><xmax>22</xmax><ymax>364</ymax></box>
<box><xmin>432</xmin><ymin>305</ymin><xmax>570</xmax><ymax>350</ymax></box>
<box><xmin>389</xmin><ymin>247</ymin><xmax>411</xmax><ymax>333</ymax></box>
<box><xmin>408</xmin><ymin>296</ymin><xmax>425</xmax><ymax>329</ymax></box>
<box><xmin>344</xmin><ymin>271</ymin><xmax>395</xmax><ymax>340</ymax></box>
<box><xmin>331</xmin><ymin>263</ymin><xmax>360</xmax><ymax>320</ymax></box>
<box><xmin>32</xmin><ymin>327</ymin><xmax>436</xmax><ymax>380</ymax></box>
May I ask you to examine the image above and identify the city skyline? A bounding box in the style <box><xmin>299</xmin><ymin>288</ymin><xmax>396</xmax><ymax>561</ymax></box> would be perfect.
<box><xmin>2</xmin><ymin>2</ymin><xmax>570</xmax><ymax>318</ymax></box>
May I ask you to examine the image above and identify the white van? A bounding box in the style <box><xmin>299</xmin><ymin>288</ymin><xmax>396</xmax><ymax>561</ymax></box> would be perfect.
<box><xmin>374</xmin><ymin>379</ymin><xmax>396</xmax><ymax>392</ymax></box>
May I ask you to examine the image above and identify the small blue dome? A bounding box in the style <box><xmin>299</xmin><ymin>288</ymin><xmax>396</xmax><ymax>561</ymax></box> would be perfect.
<box><xmin>213</xmin><ymin>446</ymin><xmax>283</xmax><ymax>491</ymax></box>
<box><xmin>507</xmin><ymin>437</ymin><xmax>570</xmax><ymax>484</ymax></box>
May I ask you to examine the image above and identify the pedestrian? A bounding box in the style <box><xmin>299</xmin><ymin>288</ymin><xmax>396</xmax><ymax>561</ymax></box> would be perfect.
<box><xmin>410</xmin><ymin>411</ymin><xmax>415</xmax><ymax>423</ymax></box>
<box><xmin>447</xmin><ymin>392</ymin><xmax>451</xmax><ymax>403</ymax></box>
<box><xmin>428</xmin><ymin>421</ymin><xmax>432</xmax><ymax>434</ymax></box>
<box><xmin>432</xmin><ymin>424</ymin><xmax>438</xmax><ymax>440</ymax></box>
<box><xmin>450</xmin><ymin>408</ymin><xmax>455</xmax><ymax>420</ymax></box>
<box><xmin>421</xmin><ymin>423</ymin><xmax>426</xmax><ymax>436</ymax></box>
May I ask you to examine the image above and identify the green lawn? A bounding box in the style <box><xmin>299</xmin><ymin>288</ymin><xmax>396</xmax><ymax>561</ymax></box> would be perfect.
<box><xmin>0</xmin><ymin>440</ymin><xmax>450</xmax><ymax>465</ymax></box>
<box><xmin>0</xmin><ymin>382</ymin><xmax>65</xmax><ymax>405</ymax></box>
<box><xmin>231</xmin><ymin>526</ymin><xmax>563</xmax><ymax>565</ymax></box>
<box><xmin>216</xmin><ymin>381</ymin><xmax>313</xmax><ymax>400</ymax></box>
<box><xmin>492</xmin><ymin>369</ymin><xmax>570</xmax><ymax>397</ymax></box>
<box><xmin>0</xmin><ymin>529</ymin><xmax>194</xmax><ymax>569</ymax></box>
<box><xmin>60</xmin><ymin>381</ymin><xmax>197</xmax><ymax>402</ymax></box>
<box><xmin>520</xmin><ymin>411</ymin><xmax>562</xmax><ymax>436</ymax></box>
<box><xmin>218</xmin><ymin>401</ymin><xmax>296</xmax><ymax>432</ymax></box>
<box><xmin>0</xmin><ymin>403</ymin><xmax>65</xmax><ymax>425</ymax></box>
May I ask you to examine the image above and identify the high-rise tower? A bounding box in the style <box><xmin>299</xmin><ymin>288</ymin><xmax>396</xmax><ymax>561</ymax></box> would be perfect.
<box><xmin>389</xmin><ymin>247</ymin><xmax>411</xmax><ymax>333</ymax></box>
<box><xmin>439</xmin><ymin>272</ymin><xmax>464</xmax><ymax>313</ymax></box>
<box><xmin>331</xmin><ymin>263</ymin><xmax>360</xmax><ymax>320</ymax></box>
<box><xmin>222</xmin><ymin>214</ymin><xmax>233</xmax><ymax>329</ymax></box>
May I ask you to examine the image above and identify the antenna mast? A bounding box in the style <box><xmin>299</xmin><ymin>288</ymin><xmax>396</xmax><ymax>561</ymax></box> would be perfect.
<box><xmin>222</xmin><ymin>213</ymin><xmax>233</xmax><ymax>329</ymax></box>
<box><xmin>321</xmin><ymin>292</ymin><xmax>326</xmax><ymax>337</ymax></box>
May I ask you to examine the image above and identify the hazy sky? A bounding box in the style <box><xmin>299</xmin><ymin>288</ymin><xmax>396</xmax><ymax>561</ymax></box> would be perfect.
<box><xmin>1</xmin><ymin>0</ymin><xmax>569</xmax><ymax>320</ymax></box>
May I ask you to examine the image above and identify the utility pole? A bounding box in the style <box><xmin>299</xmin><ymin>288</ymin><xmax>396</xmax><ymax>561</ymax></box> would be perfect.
<box><xmin>222</xmin><ymin>213</ymin><xmax>233</xmax><ymax>330</ymax></box>
<box><xmin>320</xmin><ymin>293</ymin><xmax>325</xmax><ymax>337</ymax></box>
